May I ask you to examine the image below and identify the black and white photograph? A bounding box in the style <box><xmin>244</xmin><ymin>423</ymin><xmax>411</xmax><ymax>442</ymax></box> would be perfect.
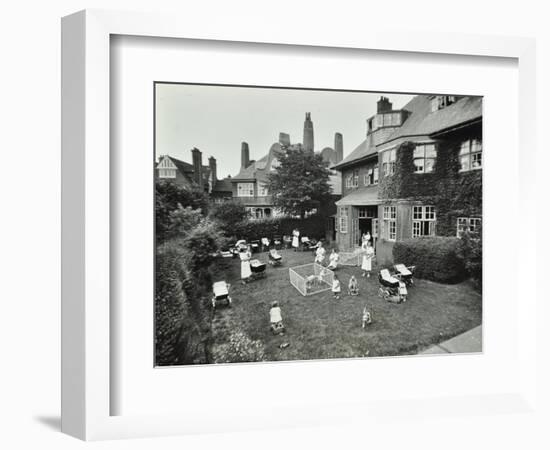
<box><xmin>154</xmin><ymin>83</ymin><xmax>483</xmax><ymax>366</ymax></box>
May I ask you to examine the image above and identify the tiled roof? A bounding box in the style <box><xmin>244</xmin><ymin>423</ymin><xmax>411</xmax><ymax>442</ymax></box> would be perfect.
<box><xmin>331</xmin><ymin>138</ymin><xmax>376</xmax><ymax>169</ymax></box>
<box><xmin>156</xmin><ymin>156</ymin><xmax>211</xmax><ymax>185</ymax></box>
<box><xmin>232</xmin><ymin>142</ymin><xmax>283</xmax><ymax>181</ymax></box>
<box><xmin>335</xmin><ymin>187</ymin><xmax>381</xmax><ymax>206</ymax></box>
<box><xmin>385</xmin><ymin>95</ymin><xmax>482</xmax><ymax>143</ymax></box>
<box><xmin>334</xmin><ymin>95</ymin><xmax>482</xmax><ymax>168</ymax></box>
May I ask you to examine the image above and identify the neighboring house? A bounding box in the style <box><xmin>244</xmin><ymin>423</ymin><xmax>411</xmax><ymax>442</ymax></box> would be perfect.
<box><xmin>231</xmin><ymin>113</ymin><xmax>343</xmax><ymax>227</ymax></box>
<box><xmin>155</xmin><ymin>148</ymin><xmax>233</xmax><ymax>202</ymax></box>
<box><xmin>332</xmin><ymin>95</ymin><xmax>482</xmax><ymax>264</ymax></box>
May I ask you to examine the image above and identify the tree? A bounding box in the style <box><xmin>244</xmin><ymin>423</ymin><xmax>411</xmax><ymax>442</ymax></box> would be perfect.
<box><xmin>166</xmin><ymin>205</ymin><xmax>204</xmax><ymax>240</ymax></box>
<box><xmin>267</xmin><ymin>147</ymin><xmax>331</xmax><ymax>219</ymax></box>
<box><xmin>155</xmin><ymin>181</ymin><xmax>209</xmax><ymax>241</ymax></box>
<box><xmin>209</xmin><ymin>201</ymin><xmax>248</xmax><ymax>237</ymax></box>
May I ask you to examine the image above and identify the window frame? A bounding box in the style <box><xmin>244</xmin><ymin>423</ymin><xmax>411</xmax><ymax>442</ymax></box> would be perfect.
<box><xmin>412</xmin><ymin>205</ymin><xmax>437</xmax><ymax>238</ymax></box>
<box><xmin>456</xmin><ymin>217</ymin><xmax>482</xmax><ymax>237</ymax></box>
<box><xmin>383</xmin><ymin>205</ymin><xmax>397</xmax><ymax>241</ymax></box>
<box><xmin>413</xmin><ymin>143</ymin><xmax>437</xmax><ymax>174</ymax></box>
<box><xmin>459</xmin><ymin>139</ymin><xmax>483</xmax><ymax>172</ymax></box>
<box><xmin>237</xmin><ymin>182</ymin><xmax>255</xmax><ymax>197</ymax></box>
<box><xmin>382</xmin><ymin>148</ymin><xmax>396</xmax><ymax>177</ymax></box>
<box><xmin>339</xmin><ymin>207</ymin><xmax>349</xmax><ymax>233</ymax></box>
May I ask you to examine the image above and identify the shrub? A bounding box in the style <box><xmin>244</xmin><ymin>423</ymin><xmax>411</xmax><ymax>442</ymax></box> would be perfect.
<box><xmin>165</xmin><ymin>205</ymin><xmax>203</xmax><ymax>240</ymax></box>
<box><xmin>392</xmin><ymin>236</ymin><xmax>466</xmax><ymax>283</ymax></box>
<box><xmin>156</xmin><ymin>181</ymin><xmax>209</xmax><ymax>242</ymax></box>
<box><xmin>155</xmin><ymin>246</ymin><xmax>209</xmax><ymax>365</ymax></box>
<box><xmin>212</xmin><ymin>330</ymin><xmax>266</xmax><ymax>364</ymax></box>
<box><xmin>229</xmin><ymin>215</ymin><xmax>326</xmax><ymax>242</ymax></box>
<box><xmin>457</xmin><ymin>229</ymin><xmax>482</xmax><ymax>290</ymax></box>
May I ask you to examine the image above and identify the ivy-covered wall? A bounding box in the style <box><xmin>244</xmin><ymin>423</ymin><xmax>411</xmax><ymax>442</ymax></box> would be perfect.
<box><xmin>378</xmin><ymin>124</ymin><xmax>482</xmax><ymax>237</ymax></box>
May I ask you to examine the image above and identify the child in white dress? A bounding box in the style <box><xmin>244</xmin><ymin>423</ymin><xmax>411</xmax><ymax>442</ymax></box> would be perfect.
<box><xmin>361</xmin><ymin>241</ymin><xmax>374</xmax><ymax>277</ymax></box>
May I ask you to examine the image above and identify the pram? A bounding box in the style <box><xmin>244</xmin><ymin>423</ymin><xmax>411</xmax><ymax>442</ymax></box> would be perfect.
<box><xmin>393</xmin><ymin>264</ymin><xmax>415</xmax><ymax>287</ymax></box>
<box><xmin>301</xmin><ymin>236</ymin><xmax>319</xmax><ymax>252</ymax></box>
<box><xmin>378</xmin><ymin>268</ymin><xmax>408</xmax><ymax>303</ymax></box>
<box><xmin>211</xmin><ymin>281</ymin><xmax>232</xmax><ymax>309</ymax></box>
<box><xmin>243</xmin><ymin>259</ymin><xmax>267</xmax><ymax>283</ymax></box>
<box><xmin>268</xmin><ymin>249</ymin><xmax>283</xmax><ymax>266</ymax></box>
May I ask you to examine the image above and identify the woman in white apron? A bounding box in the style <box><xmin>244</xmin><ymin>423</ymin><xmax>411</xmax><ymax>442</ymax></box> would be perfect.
<box><xmin>240</xmin><ymin>245</ymin><xmax>252</xmax><ymax>281</ymax></box>
<box><xmin>327</xmin><ymin>248</ymin><xmax>339</xmax><ymax>270</ymax></box>
<box><xmin>292</xmin><ymin>228</ymin><xmax>300</xmax><ymax>251</ymax></box>
<box><xmin>361</xmin><ymin>241</ymin><xmax>374</xmax><ymax>277</ymax></box>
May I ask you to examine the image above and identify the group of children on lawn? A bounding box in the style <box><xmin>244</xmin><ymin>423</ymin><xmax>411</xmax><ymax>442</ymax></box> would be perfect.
<box><xmin>268</xmin><ymin>230</ymin><xmax>375</xmax><ymax>335</ymax></box>
<box><xmin>313</xmin><ymin>232</ymin><xmax>375</xmax><ymax>301</ymax></box>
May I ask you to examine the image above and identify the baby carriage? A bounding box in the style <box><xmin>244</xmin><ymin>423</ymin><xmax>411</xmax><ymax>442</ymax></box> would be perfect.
<box><xmin>211</xmin><ymin>281</ymin><xmax>232</xmax><ymax>309</ymax></box>
<box><xmin>393</xmin><ymin>264</ymin><xmax>415</xmax><ymax>287</ymax></box>
<box><xmin>301</xmin><ymin>236</ymin><xmax>319</xmax><ymax>252</ymax></box>
<box><xmin>245</xmin><ymin>259</ymin><xmax>267</xmax><ymax>283</ymax></box>
<box><xmin>268</xmin><ymin>249</ymin><xmax>283</xmax><ymax>266</ymax></box>
<box><xmin>378</xmin><ymin>268</ymin><xmax>408</xmax><ymax>303</ymax></box>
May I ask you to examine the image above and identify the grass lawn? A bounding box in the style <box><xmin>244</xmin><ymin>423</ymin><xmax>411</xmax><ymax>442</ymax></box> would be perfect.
<box><xmin>210</xmin><ymin>247</ymin><xmax>482</xmax><ymax>362</ymax></box>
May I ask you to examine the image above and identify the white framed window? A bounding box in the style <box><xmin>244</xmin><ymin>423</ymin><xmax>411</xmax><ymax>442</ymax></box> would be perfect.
<box><xmin>339</xmin><ymin>207</ymin><xmax>348</xmax><ymax>233</ymax></box>
<box><xmin>373</xmin><ymin>166</ymin><xmax>379</xmax><ymax>184</ymax></box>
<box><xmin>414</xmin><ymin>143</ymin><xmax>437</xmax><ymax>173</ymax></box>
<box><xmin>364</xmin><ymin>165</ymin><xmax>379</xmax><ymax>186</ymax></box>
<box><xmin>237</xmin><ymin>182</ymin><xmax>254</xmax><ymax>197</ymax></box>
<box><xmin>459</xmin><ymin>139</ymin><xmax>483</xmax><ymax>172</ymax></box>
<box><xmin>258</xmin><ymin>182</ymin><xmax>269</xmax><ymax>197</ymax></box>
<box><xmin>412</xmin><ymin>205</ymin><xmax>437</xmax><ymax>237</ymax></box>
<box><xmin>382</xmin><ymin>149</ymin><xmax>396</xmax><ymax>176</ymax></box>
<box><xmin>358</xmin><ymin>207</ymin><xmax>376</xmax><ymax>219</ymax></box>
<box><xmin>457</xmin><ymin>217</ymin><xmax>481</xmax><ymax>237</ymax></box>
<box><xmin>383</xmin><ymin>205</ymin><xmax>397</xmax><ymax>241</ymax></box>
<box><xmin>159</xmin><ymin>168</ymin><xmax>176</xmax><ymax>178</ymax></box>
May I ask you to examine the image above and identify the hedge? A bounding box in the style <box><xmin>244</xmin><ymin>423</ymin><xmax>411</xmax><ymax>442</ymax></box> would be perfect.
<box><xmin>228</xmin><ymin>215</ymin><xmax>326</xmax><ymax>242</ymax></box>
<box><xmin>392</xmin><ymin>236</ymin><xmax>466</xmax><ymax>283</ymax></box>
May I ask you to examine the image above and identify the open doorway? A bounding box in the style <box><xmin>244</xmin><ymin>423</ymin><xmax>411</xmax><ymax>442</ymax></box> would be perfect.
<box><xmin>357</xmin><ymin>206</ymin><xmax>377</xmax><ymax>245</ymax></box>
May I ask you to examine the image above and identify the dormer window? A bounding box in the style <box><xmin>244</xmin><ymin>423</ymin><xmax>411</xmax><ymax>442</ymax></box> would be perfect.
<box><xmin>430</xmin><ymin>95</ymin><xmax>457</xmax><ymax>112</ymax></box>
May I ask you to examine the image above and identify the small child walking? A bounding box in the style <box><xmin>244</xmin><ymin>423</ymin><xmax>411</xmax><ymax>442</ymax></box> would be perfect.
<box><xmin>362</xmin><ymin>306</ymin><xmax>372</xmax><ymax>328</ymax></box>
<box><xmin>332</xmin><ymin>275</ymin><xmax>341</xmax><ymax>300</ymax></box>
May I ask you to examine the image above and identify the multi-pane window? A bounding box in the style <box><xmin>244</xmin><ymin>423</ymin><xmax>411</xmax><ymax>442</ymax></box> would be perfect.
<box><xmin>382</xmin><ymin>149</ymin><xmax>396</xmax><ymax>176</ymax></box>
<box><xmin>412</xmin><ymin>206</ymin><xmax>436</xmax><ymax>237</ymax></box>
<box><xmin>339</xmin><ymin>207</ymin><xmax>348</xmax><ymax>233</ymax></box>
<box><xmin>457</xmin><ymin>217</ymin><xmax>481</xmax><ymax>237</ymax></box>
<box><xmin>353</xmin><ymin>169</ymin><xmax>359</xmax><ymax>187</ymax></box>
<box><xmin>430</xmin><ymin>95</ymin><xmax>456</xmax><ymax>112</ymax></box>
<box><xmin>258</xmin><ymin>183</ymin><xmax>269</xmax><ymax>196</ymax></box>
<box><xmin>159</xmin><ymin>168</ymin><xmax>176</xmax><ymax>178</ymax></box>
<box><xmin>414</xmin><ymin>144</ymin><xmax>437</xmax><ymax>173</ymax></box>
<box><xmin>459</xmin><ymin>139</ymin><xmax>483</xmax><ymax>172</ymax></box>
<box><xmin>375</xmin><ymin>112</ymin><xmax>402</xmax><ymax>128</ymax></box>
<box><xmin>358</xmin><ymin>207</ymin><xmax>376</xmax><ymax>219</ymax></box>
<box><xmin>383</xmin><ymin>206</ymin><xmax>397</xmax><ymax>241</ymax></box>
<box><xmin>364</xmin><ymin>165</ymin><xmax>379</xmax><ymax>186</ymax></box>
<box><xmin>237</xmin><ymin>182</ymin><xmax>254</xmax><ymax>197</ymax></box>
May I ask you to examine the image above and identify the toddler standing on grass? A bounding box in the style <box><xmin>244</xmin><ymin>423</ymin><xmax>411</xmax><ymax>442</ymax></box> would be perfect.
<box><xmin>332</xmin><ymin>275</ymin><xmax>341</xmax><ymax>300</ymax></box>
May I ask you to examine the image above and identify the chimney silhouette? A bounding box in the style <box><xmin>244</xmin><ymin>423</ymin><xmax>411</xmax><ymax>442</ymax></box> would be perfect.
<box><xmin>191</xmin><ymin>148</ymin><xmax>203</xmax><ymax>186</ymax></box>
<box><xmin>208</xmin><ymin>156</ymin><xmax>217</xmax><ymax>183</ymax></box>
<box><xmin>377</xmin><ymin>96</ymin><xmax>393</xmax><ymax>113</ymax></box>
<box><xmin>241</xmin><ymin>142</ymin><xmax>250</xmax><ymax>168</ymax></box>
<box><xmin>334</xmin><ymin>133</ymin><xmax>343</xmax><ymax>163</ymax></box>
<box><xmin>303</xmin><ymin>112</ymin><xmax>314</xmax><ymax>152</ymax></box>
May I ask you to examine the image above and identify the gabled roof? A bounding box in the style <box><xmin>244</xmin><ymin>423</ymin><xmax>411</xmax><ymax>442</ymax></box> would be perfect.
<box><xmin>232</xmin><ymin>142</ymin><xmax>284</xmax><ymax>182</ymax></box>
<box><xmin>156</xmin><ymin>155</ymin><xmax>211</xmax><ymax>186</ymax></box>
<box><xmin>384</xmin><ymin>95</ymin><xmax>482</xmax><ymax>143</ymax></box>
<box><xmin>333</xmin><ymin>95</ymin><xmax>482</xmax><ymax>169</ymax></box>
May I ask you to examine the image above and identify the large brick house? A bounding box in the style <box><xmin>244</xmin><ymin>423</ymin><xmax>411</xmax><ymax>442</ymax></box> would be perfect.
<box><xmin>155</xmin><ymin>148</ymin><xmax>232</xmax><ymax>201</ymax></box>
<box><xmin>332</xmin><ymin>95</ymin><xmax>482</xmax><ymax>264</ymax></box>
<box><xmin>231</xmin><ymin>113</ymin><xmax>343</xmax><ymax>220</ymax></box>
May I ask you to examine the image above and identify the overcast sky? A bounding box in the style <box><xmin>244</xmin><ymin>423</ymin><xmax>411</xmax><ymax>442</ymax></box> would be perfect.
<box><xmin>155</xmin><ymin>84</ymin><xmax>414</xmax><ymax>178</ymax></box>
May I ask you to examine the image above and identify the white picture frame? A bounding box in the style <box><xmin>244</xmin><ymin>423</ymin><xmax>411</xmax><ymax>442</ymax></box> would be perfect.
<box><xmin>61</xmin><ymin>9</ymin><xmax>537</xmax><ymax>441</ymax></box>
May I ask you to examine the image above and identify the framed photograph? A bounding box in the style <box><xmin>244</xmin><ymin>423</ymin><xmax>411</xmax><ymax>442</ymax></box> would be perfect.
<box><xmin>62</xmin><ymin>9</ymin><xmax>537</xmax><ymax>440</ymax></box>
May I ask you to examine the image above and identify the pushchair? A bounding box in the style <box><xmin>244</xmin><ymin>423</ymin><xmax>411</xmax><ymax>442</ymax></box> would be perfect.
<box><xmin>211</xmin><ymin>281</ymin><xmax>232</xmax><ymax>309</ymax></box>
<box><xmin>393</xmin><ymin>264</ymin><xmax>415</xmax><ymax>287</ymax></box>
<box><xmin>378</xmin><ymin>268</ymin><xmax>408</xmax><ymax>303</ymax></box>
<box><xmin>268</xmin><ymin>249</ymin><xmax>283</xmax><ymax>266</ymax></box>
<box><xmin>243</xmin><ymin>259</ymin><xmax>267</xmax><ymax>283</ymax></box>
<box><xmin>301</xmin><ymin>236</ymin><xmax>319</xmax><ymax>252</ymax></box>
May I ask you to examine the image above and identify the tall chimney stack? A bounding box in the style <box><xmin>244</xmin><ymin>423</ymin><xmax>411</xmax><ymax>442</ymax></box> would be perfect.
<box><xmin>208</xmin><ymin>156</ymin><xmax>217</xmax><ymax>183</ymax></box>
<box><xmin>377</xmin><ymin>96</ymin><xmax>393</xmax><ymax>113</ymax></box>
<box><xmin>334</xmin><ymin>132</ymin><xmax>343</xmax><ymax>163</ymax></box>
<box><xmin>303</xmin><ymin>112</ymin><xmax>314</xmax><ymax>153</ymax></box>
<box><xmin>241</xmin><ymin>142</ymin><xmax>250</xmax><ymax>168</ymax></box>
<box><xmin>191</xmin><ymin>148</ymin><xmax>203</xmax><ymax>186</ymax></box>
